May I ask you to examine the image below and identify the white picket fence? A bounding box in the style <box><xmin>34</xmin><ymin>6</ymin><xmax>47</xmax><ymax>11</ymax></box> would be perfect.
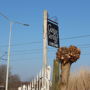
<box><xmin>18</xmin><ymin>66</ymin><xmax>51</xmax><ymax>90</ymax></box>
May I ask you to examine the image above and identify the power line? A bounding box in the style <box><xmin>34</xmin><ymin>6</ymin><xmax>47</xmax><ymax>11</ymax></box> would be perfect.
<box><xmin>0</xmin><ymin>34</ymin><xmax>90</xmax><ymax>47</ymax></box>
<box><xmin>11</xmin><ymin>44</ymin><xmax>90</xmax><ymax>52</ymax></box>
<box><xmin>0</xmin><ymin>41</ymin><xmax>42</xmax><ymax>47</ymax></box>
<box><xmin>3</xmin><ymin>53</ymin><xmax>90</xmax><ymax>62</ymax></box>
<box><xmin>61</xmin><ymin>34</ymin><xmax>90</xmax><ymax>40</ymax></box>
<box><xmin>77</xmin><ymin>44</ymin><xmax>90</xmax><ymax>47</ymax></box>
<box><xmin>11</xmin><ymin>48</ymin><xmax>43</xmax><ymax>52</ymax></box>
<box><xmin>1</xmin><ymin>45</ymin><xmax>90</xmax><ymax>56</ymax></box>
<box><xmin>1</xmin><ymin>50</ymin><xmax>89</xmax><ymax>62</ymax></box>
<box><xmin>5</xmin><ymin>50</ymin><xmax>90</xmax><ymax>56</ymax></box>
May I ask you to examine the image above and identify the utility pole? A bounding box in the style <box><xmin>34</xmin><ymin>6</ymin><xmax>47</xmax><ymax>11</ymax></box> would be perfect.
<box><xmin>43</xmin><ymin>10</ymin><xmax>48</xmax><ymax>90</ymax></box>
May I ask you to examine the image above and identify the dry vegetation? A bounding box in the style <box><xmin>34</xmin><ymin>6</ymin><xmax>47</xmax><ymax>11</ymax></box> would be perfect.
<box><xmin>67</xmin><ymin>69</ymin><xmax>90</xmax><ymax>90</ymax></box>
<box><xmin>53</xmin><ymin>69</ymin><xmax>90</xmax><ymax>90</ymax></box>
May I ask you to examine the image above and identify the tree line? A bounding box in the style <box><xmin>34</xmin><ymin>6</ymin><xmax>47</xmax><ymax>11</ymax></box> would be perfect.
<box><xmin>0</xmin><ymin>64</ymin><xmax>21</xmax><ymax>90</ymax></box>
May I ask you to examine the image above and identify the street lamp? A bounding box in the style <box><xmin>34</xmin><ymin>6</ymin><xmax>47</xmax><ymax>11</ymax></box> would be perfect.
<box><xmin>0</xmin><ymin>12</ymin><xmax>30</xmax><ymax>90</ymax></box>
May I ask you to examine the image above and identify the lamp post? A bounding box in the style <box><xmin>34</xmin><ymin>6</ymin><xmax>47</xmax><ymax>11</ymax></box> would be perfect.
<box><xmin>0</xmin><ymin>12</ymin><xmax>30</xmax><ymax>90</ymax></box>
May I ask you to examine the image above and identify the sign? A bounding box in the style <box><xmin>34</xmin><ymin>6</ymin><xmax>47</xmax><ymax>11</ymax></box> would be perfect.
<box><xmin>47</xmin><ymin>19</ymin><xmax>59</xmax><ymax>48</ymax></box>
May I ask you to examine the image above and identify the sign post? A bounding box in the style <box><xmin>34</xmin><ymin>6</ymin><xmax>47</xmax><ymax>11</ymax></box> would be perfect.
<box><xmin>43</xmin><ymin>10</ymin><xmax>59</xmax><ymax>90</ymax></box>
<box><xmin>43</xmin><ymin>10</ymin><xmax>48</xmax><ymax>90</ymax></box>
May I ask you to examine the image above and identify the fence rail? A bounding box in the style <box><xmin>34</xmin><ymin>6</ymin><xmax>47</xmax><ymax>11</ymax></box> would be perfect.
<box><xmin>18</xmin><ymin>66</ymin><xmax>51</xmax><ymax>90</ymax></box>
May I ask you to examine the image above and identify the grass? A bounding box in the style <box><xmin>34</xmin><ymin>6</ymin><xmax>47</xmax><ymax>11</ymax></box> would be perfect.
<box><xmin>52</xmin><ymin>68</ymin><xmax>90</xmax><ymax>90</ymax></box>
<box><xmin>67</xmin><ymin>69</ymin><xmax>90</xmax><ymax>90</ymax></box>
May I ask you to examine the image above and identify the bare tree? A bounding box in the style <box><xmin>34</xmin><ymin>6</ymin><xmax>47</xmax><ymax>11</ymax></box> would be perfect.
<box><xmin>9</xmin><ymin>74</ymin><xmax>21</xmax><ymax>90</ymax></box>
<box><xmin>0</xmin><ymin>64</ymin><xmax>21</xmax><ymax>90</ymax></box>
<box><xmin>56</xmin><ymin>45</ymin><xmax>81</xmax><ymax>90</ymax></box>
<box><xmin>0</xmin><ymin>65</ymin><xmax>7</xmax><ymax>85</ymax></box>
